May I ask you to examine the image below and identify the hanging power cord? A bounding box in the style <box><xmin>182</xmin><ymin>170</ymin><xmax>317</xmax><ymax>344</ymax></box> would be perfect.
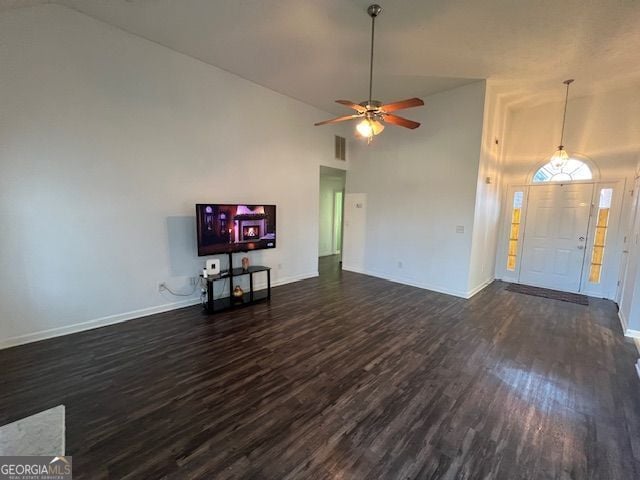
<box><xmin>159</xmin><ymin>279</ymin><xmax>200</xmax><ymax>297</ymax></box>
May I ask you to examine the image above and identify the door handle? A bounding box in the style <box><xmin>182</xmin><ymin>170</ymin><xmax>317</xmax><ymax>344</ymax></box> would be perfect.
<box><xmin>578</xmin><ymin>236</ymin><xmax>585</xmax><ymax>241</ymax></box>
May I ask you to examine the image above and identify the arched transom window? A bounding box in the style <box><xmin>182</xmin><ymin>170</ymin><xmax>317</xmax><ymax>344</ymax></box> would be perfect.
<box><xmin>533</xmin><ymin>158</ymin><xmax>593</xmax><ymax>183</ymax></box>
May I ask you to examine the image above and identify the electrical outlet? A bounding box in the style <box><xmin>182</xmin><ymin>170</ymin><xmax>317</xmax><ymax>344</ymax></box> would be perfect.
<box><xmin>278</xmin><ymin>263</ymin><xmax>282</xmax><ymax>270</ymax></box>
<box><xmin>397</xmin><ymin>261</ymin><xmax>403</xmax><ymax>269</ymax></box>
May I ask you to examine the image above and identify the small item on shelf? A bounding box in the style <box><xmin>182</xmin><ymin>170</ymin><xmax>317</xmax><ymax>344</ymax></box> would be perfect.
<box><xmin>241</xmin><ymin>257</ymin><xmax>250</xmax><ymax>271</ymax></box>
<box><xmin>232</xmin><ymin>285</ymin><xmax>244</xmax><ymax>300</ymax></box>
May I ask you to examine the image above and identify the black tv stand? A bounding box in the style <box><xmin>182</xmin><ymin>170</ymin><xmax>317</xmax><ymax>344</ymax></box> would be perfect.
<box><xmin>203</xmin><ymin>252</ymin><xmax>271</xmax><ymax>314</ymax></box>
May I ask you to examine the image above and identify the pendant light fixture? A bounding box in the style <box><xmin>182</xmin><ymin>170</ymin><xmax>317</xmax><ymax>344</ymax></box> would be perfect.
<box><xmin>550</xmin><ymin>79</ymin><xmax>574</xmax><ymax>170</ymax></box>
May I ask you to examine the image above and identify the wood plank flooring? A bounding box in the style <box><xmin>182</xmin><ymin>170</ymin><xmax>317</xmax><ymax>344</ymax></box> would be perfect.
<box><xmin>1</xmin><ymin>256</ymin><xmax>640</xmax><ymax>479</ymax></box>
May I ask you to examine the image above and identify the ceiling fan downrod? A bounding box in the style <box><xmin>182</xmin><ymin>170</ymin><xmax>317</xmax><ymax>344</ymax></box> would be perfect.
<box><xmin>367</xmin><ymin>4</ymin><xmax>382</xmax><ymax>110</ymax></box>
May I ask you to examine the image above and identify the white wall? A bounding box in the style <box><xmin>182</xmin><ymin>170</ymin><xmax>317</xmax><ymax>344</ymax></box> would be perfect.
<box><xmin>620</xmin><ymin>164</ymin><xmax>640</xmax><ymax>336</ymax></box>
<box><xmin>496</xmin><ymin>84</ymin><xmax>640</xmax><ymax>304</ymax></box>
<box><xmin>501</xmin><ymin>84</ymin><xmax>640</xmax><ymax>183</ymax></box>
<box><xmin>318</xmin><ymin>173</ymin><xmax>345</xmax><ymax>257</ymax></box>
<box><xmin>0</xmin><ymin>5</ymin><xmax>347</xmax><ymax>347</ymax></box>
<box><xmin>345</xmin><ymin>81</ymin><xmax>487</xmax><ymax>297</ymax></box>
<box><xmin>467</xmin><ymin>84</ymin><xmax>508</xmax><ymax>294</ymax></box>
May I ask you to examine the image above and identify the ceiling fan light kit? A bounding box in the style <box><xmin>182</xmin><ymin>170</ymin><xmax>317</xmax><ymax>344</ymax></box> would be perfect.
<box><xmin>356</xmin><ymin>118</ymin><xmax>385</xmax><ymax>137</ymax></box>
<box><xmin>550</xmin><ymin>79</ymin><xmax>575</xmax><ymax>170</ymax></box>
<box><xmin>314</xmin><ymin>4</ymin><xmax>424</xmax><ymax>143</ymax></box>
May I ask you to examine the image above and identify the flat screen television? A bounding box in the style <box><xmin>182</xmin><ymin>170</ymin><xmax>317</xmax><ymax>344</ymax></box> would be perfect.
<box><xmin>196</xmin><ymin>204</ymin><xmax>276</xmax><ymax>256</ymax></box>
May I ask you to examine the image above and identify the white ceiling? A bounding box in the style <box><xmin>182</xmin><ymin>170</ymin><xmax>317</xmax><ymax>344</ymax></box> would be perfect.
<box><xmin>3</xmin><ymin>0</ymin><xmax>640</xmax><ymax>113</ymax></box>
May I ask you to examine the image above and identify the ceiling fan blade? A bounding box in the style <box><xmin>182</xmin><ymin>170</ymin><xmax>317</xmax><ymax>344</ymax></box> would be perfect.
<box><xmin>382</xmin><ymin>113</ymin><xmax>421</xmax><ymax>129</ymax></box>
<box><xmin>380</xmin><ymin>97</ymin><xmax>424</xmax><ymax>113</ymax></box>
<box><xmin>314</xmin><ymin>114</ymin><xmax>360</xmax><ymax>126</ymax></box>
<box><xmin>335</xmin><ymin>100</ymin><xmax>367</xmax><ymax>113</ymax></box>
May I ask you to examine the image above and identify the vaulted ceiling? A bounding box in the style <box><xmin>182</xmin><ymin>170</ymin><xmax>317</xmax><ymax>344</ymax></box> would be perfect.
<box><xmin>3</xmin><ymin>0</ymin><xmax>640</xmax><ymax>113</ymax></box>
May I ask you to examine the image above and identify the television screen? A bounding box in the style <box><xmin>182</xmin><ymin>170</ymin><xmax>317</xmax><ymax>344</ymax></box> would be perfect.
<box><xmin>196</xmin><ymin>204</ymin><xmax>276</xmax><ymax>256</ymax></box>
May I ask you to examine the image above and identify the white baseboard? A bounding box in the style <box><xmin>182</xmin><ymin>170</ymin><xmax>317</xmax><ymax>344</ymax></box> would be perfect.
<box><xmin>619</xmin><ymin>308</ymin><xmax>630</xmax><ymax>333</ymax></box>
<box><xmin>0</xmin><ymin>297</ymin><xmax>202</xmax><ymax>351</ymax></box>
<box><xmin>0</xmin><ymin>270</ymin><xmax>318</xmax><ymax>351</ymax></box>
<box><xmin>273</xmin><ymin>271</ymin><xmax>318</xmax><ymax>287</ymax></box>
<box><xmin>341</xmin><ymin>264</ymin><xmax>366</xmax><ymax>275</ymax></box>
<box><xmin>618</xmin><ymin>314</ymin><xmax>640</xmax><ymax>373</ymax></box>
<box><xmin>341</xmin><ymin>265</ymin><xmax>486</xmax><ymax>299</ymax></box>
<box><xmin>624</xmin><ymin>328</ymin><xmax>640</xmax><ymax>339</ymax></box>
<box><xmin>467</xmin><ymin>277</ymin><xmax>495</xmax><ymax>298</ymax></box>
<box><xmin>246</xmin><ymin>271</ymin><xmax>317</xmax><ymax>291</ymax></box>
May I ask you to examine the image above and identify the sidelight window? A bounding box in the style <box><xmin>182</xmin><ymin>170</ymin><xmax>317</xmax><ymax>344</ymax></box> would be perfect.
<box><xmin>588</xmin><ymin>188</ymin><xmax>612</xmax><ymax>283</ymax></box>
<box><xmin>507</xmin><ymin>191</ymin><xmax>524</xmax><ymax>271</ymax></box>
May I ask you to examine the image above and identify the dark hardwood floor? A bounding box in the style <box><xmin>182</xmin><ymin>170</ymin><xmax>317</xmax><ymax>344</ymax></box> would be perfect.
<box><xmin>2</xmin><ymin>258</ymin><xmax>640</xmax><ymax>479</ymax></box>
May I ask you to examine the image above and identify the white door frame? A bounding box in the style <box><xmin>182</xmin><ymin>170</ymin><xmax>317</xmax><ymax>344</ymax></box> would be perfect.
<box><xmin>617</xmin><ymin>176</ymin><xmax>640</xmax><ymax>307</ymax></box>
<box><xmin>497</xmin><ymin>179</ymin><xmax>625</xmax><ymax>298</ymax></box>
<box><xmin>333</xmin><ymin>190</ymin><xmax>344</xmax><ymax>255</ymax></box>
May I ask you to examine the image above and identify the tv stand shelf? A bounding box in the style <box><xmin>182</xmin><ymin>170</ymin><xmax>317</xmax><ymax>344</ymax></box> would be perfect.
<box><xmin>202</xmin><ymin>256</ymin><xmax>271</xmax><ymax>314</ymax></box>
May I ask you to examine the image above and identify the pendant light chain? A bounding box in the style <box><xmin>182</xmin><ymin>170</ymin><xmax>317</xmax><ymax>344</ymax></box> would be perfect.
<box><xmin>559</xmin><ymin>79</ymin><xmax>574</xmax><ymax>148</ymax></box>
<box><xmin>549</xmin><ymin>79</ymin><xmax>574</xmax><ymax>169</ymax></box>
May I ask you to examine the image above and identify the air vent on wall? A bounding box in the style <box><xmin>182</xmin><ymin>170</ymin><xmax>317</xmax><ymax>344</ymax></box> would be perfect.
<box><xmin>334</xmin><ymin>135</ymin><xmax>346</xmax><ymax>161</ymax></box>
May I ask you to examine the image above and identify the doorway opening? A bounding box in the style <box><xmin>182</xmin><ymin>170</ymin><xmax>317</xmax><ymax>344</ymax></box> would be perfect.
<box><xmin>319</xmin><ymin>166</ymin><xmax>346</xmax><ymax>276</ymax></box>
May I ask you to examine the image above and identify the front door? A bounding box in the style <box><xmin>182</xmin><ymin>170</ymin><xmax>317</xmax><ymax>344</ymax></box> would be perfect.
<box><xmin>519</xmin><ymin>183</ymin><xmax>593</xmax><ymax>292</ymax></box>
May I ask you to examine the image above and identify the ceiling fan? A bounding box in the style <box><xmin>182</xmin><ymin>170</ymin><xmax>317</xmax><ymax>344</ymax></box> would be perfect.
<box><xmin>314</xmin><ymin>4</ymin><xmax>424</xmax><ymax>142</ymax></box>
